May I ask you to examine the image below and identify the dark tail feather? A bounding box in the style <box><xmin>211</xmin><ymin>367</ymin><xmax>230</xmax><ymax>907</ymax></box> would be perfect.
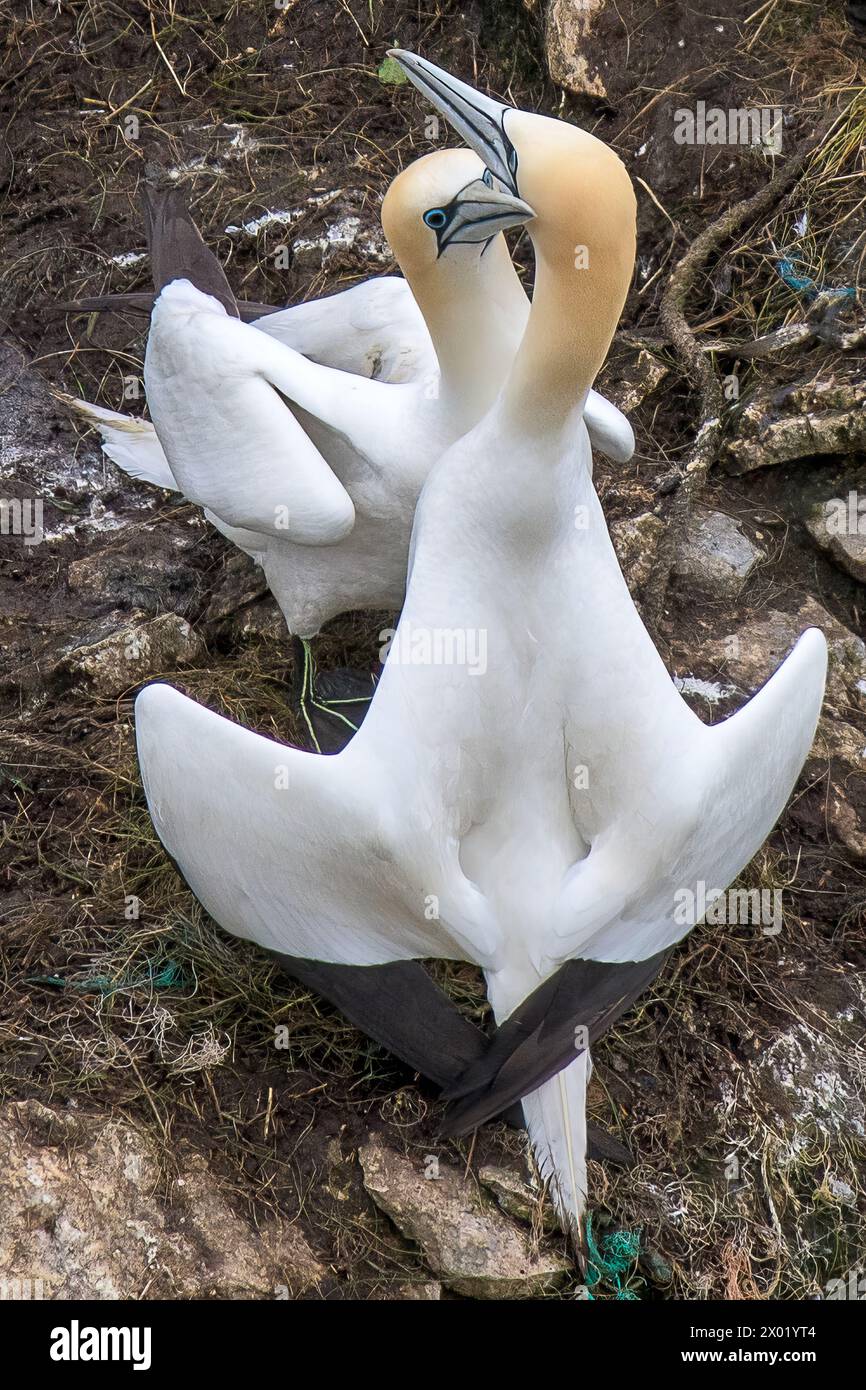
<box><xmin>586</xmin><ymin>1127</ymin><xmax>634</xmax><ymax>1167</ymax></box>
<box><xmin>138</xmin><ymin>184</ymin><xmax>239</xmax><ymax>317</ymax></box>
<box><xmin>56</xmin><ymin>292</ymin><xmax>159</xmax><ymax>317</ymax></box>
<box><xmin>271</xmin><ymin>955</ymin><xmax>632</xmax><ymax>1160</ymax></box>
<box><xmin>273</xmin><ymin>955</ymin><xmax>492</xmax><ymax>1092</ymax></box>
<box><xmin>440</xmin><ymin>949</ymin><xmax>670</xmax><ymax>1136</ymax></box>
<box><xmin>56</xmin><ymin>292</ymin><xmax>281</xmax><ymax>322</ymax></box>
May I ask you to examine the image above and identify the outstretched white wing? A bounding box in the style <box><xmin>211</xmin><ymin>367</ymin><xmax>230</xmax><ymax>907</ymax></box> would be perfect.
<box><xmin>135</xmin><ymin>682</ymin><xmax>493</xmax><ymax>967</ymax></box>
<box><xmin>547</xmin><ymin>627</ymin><xmax>827</xmax><ymax>966</ymax></box>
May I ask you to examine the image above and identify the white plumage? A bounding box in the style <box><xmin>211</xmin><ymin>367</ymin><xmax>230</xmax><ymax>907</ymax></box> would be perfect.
<box><xmin>65</xmin><ymin>150</ymin><xmax>633</xmax><ymax>638</ymax></box>
<box><xmin>134</xmin><ymin>56</ymin><xmax>827</xmax><ymax>1238</ymax></box>
<box><xmin>251</xmin><ymin>274</ymin><xmax>437</xmax><ymax>384</ymax></box>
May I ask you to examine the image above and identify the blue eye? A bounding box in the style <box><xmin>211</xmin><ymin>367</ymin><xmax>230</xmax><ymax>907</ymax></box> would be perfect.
<box><xmin>423</xmin><ymin>208</ymin><xmax>448</xmax><ymax>230</ymax></box>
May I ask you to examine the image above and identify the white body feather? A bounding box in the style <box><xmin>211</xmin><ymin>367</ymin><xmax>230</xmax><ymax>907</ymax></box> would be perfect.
<box><xmin>67</xmin><ymin>269</ymin><xmax>633</xmax><ymax>636</ymax></box>
<box><xmin>135</xmin><ymin>400</ymin><xmax>826</xmax><ymax>1236</ymax></box>
<box><xmin>125</xmin><ymin>81</ymin><xmax>826</xmax><ymax>1235</ymax></box>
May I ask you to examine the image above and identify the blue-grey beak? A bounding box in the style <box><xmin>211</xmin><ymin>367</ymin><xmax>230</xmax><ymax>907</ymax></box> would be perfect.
<box><xmin>388</xmin><ymin>49</ymin><xmax>521</xmax><ymax>196</ymax></box>
<box><xmin>431</xmin><ymin>178</ymin><xmax>534</xmax><ymax>256</ymax></box>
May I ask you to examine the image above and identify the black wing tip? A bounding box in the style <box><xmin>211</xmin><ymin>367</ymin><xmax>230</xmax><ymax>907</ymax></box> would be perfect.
<box><xmin>137</xmin><ymin>178</ymin><xmax>239</xmax><ymax>318</ymax></box>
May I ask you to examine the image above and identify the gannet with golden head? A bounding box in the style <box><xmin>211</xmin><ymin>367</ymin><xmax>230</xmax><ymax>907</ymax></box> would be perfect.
<box><xmin>132</xmin><ymin>58</ymin><xmax>826</xmax><ymax>1243</ymax></box>
<box><xmin>135</xmin><ymin>151</ymin><xmax>535</xmax><ymax>621</ymax></box>
<box><xmin>65</xmin><ymin>163</ymin><xmax>633</xmax><ymax>640</ymax></box>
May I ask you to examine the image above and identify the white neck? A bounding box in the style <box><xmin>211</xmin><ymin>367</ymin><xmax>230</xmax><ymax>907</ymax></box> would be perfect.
<box><xmin>409</xmin><ymin>236</ymin><xmax>530</xmax><ymax>426</ymax></box>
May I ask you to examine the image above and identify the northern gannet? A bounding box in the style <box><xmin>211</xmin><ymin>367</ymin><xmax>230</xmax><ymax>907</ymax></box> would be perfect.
<box><xmin>62</xmin><ymin>163</ymin><xmax>533</xmax><ymax>743</ymax></box>
<box><xmin>132</xmin><ymin>59</ymin><xmax>827</xmax><ymax>1240</ymax></box>
<box><xmin>64</xmin><ymin>170</ymin><xmax>634</xmax><ymax>643</ymax></box>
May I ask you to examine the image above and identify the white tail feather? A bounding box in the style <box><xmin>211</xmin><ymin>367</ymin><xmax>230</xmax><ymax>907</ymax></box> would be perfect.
<box><xmin>522</xmin><ymin>1052</ymin><xmax>590</xmax><ymax>1241</ymax></box>
<box><xmin>57</xmin><ymin>393</ymin><xmax>179</xmax><ymax>493</ymax></box>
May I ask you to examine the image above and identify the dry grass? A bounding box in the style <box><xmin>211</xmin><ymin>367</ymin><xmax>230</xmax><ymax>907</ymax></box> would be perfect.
<box><xmin>3</xmin><ymin>621</ymin><xmax>863</xmax><ymax>1298</ymax></box>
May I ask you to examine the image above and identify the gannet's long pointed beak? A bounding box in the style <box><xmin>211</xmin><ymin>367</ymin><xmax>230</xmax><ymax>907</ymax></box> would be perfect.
<box><xmin>435</xmin><ymin>177</ymin><xmax>534</xmax><ymax>253</ymax></box>
<box><xmin>389</xmin><ymin>49</ymin><xmax>521</xmax><ymax>195</ymax></box>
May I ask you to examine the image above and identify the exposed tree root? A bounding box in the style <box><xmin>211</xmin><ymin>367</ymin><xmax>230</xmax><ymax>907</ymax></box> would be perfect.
<box><xmin>641</xmin><ymin>119</ymin><xmax>839</xmax><ymax>631</ymax></box>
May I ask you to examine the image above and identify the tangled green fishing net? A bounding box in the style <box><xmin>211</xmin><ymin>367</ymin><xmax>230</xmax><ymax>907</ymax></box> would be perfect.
<box><xmin>584</xmin><ymin>1212</ymin><xmax>641</xmax><ymax>1300</ymax></box>
<box><xmin>27</xmin><ymin>959</ymin><xmax>188</xmax><ymax>995</ymax></box>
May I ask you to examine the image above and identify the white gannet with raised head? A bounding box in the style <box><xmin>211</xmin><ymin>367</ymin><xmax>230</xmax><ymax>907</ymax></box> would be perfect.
<box><xmin>64</xmin><ymin>168</ymin><xmax>634</xmax><ymax>641</ymax></box>
<box><xmin>64</xmin><ymin>181</ymin><xmax>634</xmax><ymax>448</ymax></box>
<box><xmin>89</xmin><ymin>156</ymin><xmax>533</xmax><ymax>618</ymax></box>
<box><xmin>62</xmin><ymin>158</ymin><xmax>535</xmax><ymax>742</ymax></box>
<box><xmin>132</xmin><ymin>58</ymin><xmax>826</xmax><ymax>1241</ymax></box>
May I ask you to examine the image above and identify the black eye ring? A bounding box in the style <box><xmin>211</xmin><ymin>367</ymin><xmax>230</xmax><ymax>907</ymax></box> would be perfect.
<box><xmin>423</xmin><ymin>208</ymin><xmax>448</xmax><ymax>230</ymax></box>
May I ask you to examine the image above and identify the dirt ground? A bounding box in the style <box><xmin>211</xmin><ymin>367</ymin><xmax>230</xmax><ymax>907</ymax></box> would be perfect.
<box><xmin>1</xmin><ymin>1</ymin><xmax>864</xmax><ymax>1299</ymax></box>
